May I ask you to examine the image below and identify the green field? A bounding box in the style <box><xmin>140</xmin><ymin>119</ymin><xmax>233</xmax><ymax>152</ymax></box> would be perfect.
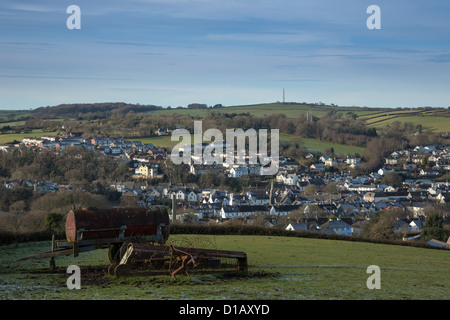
<box><xmin>1</xmin><ymin>234</ymin><xmax>448</xmax><ymax>300</ymax></box>
<box><xmin>134</xmin><ymin>134</ymin><xmax>365</xmax><ymax>155</ymax></box>
<box><xmin>367</xmin><ymin>116</ymin><xmax>450</xmax><ymax>132</ymax></box>
<box><xmin>0</xmin><ymin>130</ymin><xmax>57</xmax><ymax>144</ymax></box>
<box><xmin>0</xmin><ymin>120</ymin><xmax>27</xmax><ymax>127</ymax></box>
<box><xmin>0</xmin><ymin>110</ymin><xmax>31</xmax><ymax>122</ymax></box>
<box><xmin>153</xmin><ymin>103</ymin><xmax>378</xmax><ymax>119</ymax></box>
<box><xmin>133</xmin><ymin>135</ymin><xmax>183</xmax><ymax>148</ymax></box>
<box><xmin>154</xmin><ymin>103</ymin><xmax>450</xmax><ymax>133</ymax></box>
<box><xmin>280</xmin><ymin>134</ymin><xmax>365</xmax><ymax>155</ymax></box>
<box><xmin>355</xmin><ymin>108</ymin><xmax>449</xmax><ymax>132</ymax></box>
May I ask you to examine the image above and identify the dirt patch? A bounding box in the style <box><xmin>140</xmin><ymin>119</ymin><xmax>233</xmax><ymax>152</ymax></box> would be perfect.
<box><xmin>32</xmin><ymin>265</ymin><xmax>112</xmax><ymax>287</ymax></box>
<box><xmin>30</xmin><ymin>265</ymin><xmax>276</xmax><ymax>288</ymax></box>
<box><xmin>81</xmin><ymin>266</ymin><xmax>112</xmax><ymax>287</ymax></box>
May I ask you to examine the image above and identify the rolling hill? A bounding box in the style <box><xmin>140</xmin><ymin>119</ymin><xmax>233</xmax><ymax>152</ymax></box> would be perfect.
<box><xmin>1</xmin><ymin>234</ymin><xmax>449</xmax><ymax>300</ymax></box>
<box><xmin>154</xmin><ymin>103</ymin><xmax>450</xmax><ymax>132</ymax></box>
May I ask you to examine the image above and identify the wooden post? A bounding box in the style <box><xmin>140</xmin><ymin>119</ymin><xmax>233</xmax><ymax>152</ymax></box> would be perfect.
<box><xmin>50</xmin><ymin>234</ymin><xmax>56</xmax><ymax>270</ymax></box>
<box><xmin>172</xmin><ymin>196</ymin><xmax>176</xmax><ymax>222</ymax></box>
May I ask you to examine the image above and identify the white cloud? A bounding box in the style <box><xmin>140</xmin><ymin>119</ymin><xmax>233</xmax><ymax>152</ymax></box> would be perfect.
<box><xmin>7</xmin><ymin>4</ymin><xmax>56</xmax><ymax>13</ymax></box>
<box><xmin>206</xmin><ymin>32</ymin><xmax>320</xmax><ymax>44</ymax></box>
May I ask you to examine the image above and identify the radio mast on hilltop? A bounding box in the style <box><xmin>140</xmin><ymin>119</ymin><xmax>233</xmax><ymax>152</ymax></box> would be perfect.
<box><xmin>282</xmin><ymin>88</ymin><xmax>285</xmax><ymax>103</ymax></box>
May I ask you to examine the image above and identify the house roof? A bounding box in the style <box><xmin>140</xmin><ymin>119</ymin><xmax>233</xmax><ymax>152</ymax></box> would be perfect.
<box><xmin>426</xmin><ymin>239</ymin><xmax>450</xmax><ymax>249</ymax></box>
<box><xmin>320</xmin><ymin>219</ymin><xmax>351</xmax><ymax>229</ymax></box>
<box><xmin>288</xmin><ymin>222</ymin><xmax>309</xmax><ymax>231</ymax></box>
<box><xmin>272</xmin><ymin>204</ymin><xmax>301</xmax><ymax>212</ymax></box>
<box><xmin>222</xmin><ymin>205</ymin><xmax>270</xmax><ymax>213</ymax></box>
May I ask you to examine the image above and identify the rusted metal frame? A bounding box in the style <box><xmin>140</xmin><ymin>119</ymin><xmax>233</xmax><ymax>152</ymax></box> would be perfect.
<box><xmin>168</xmin><ymin>244</ymin><xmax>198</xmax><ymax>279</ymax></box>
<box><xmin>16</xmin><ymin>248</ymin><xmax>73</xmax><ymax>261</ymax></box>
<box><xmin>106</xmin><ymin>242</ymin><xmax>248</xmax><ymax>278</ymax></box>
<box><xmin>154</xmin><ymin>244</ymin><xmax>247</xmax><ymax>260</ymax></box>
<box><xmin>122</xmin><ymin>243</ymin><xmax>248</xmax><ymax>274</ymax></box>
<box><xmin>126</xmin><ymin>243</ymin><xmax>247</xmax><ymax>260</ymax></box>
<box><xmin>56</xmin><ymin>234</ymin><xmax>163</xmax><ymax>250</ymax></box>
<box><xmin>131</xmin><ymin>256</ymin><xmax>171</xmax><ymax>264</ymax></box>
<box><xmin>76</xmin><ymin>225</ymin><xmax>127</xmax><ymax>241</ymax></box>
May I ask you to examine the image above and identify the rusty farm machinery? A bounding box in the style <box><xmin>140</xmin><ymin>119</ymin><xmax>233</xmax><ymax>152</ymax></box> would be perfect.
<box><xmin>109</xmin><ymin>238</ymin><xmax>248</xmax><ymax>279</ymax></box>
<box><xmin>20</xmin><ymin>206</ymin><xmax>248</xmax><ymax>279</ymax></box>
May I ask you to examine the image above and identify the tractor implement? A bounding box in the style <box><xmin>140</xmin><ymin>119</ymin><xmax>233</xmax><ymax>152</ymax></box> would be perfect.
<box><xmin>18</xmin><ymin>206</ymin><xmax>248</xmax><ymax>278</ymax></box>
<box><xmin>109</xmin><ymin>242</ymin><xmax>248</xmax><ymax>279</ymax></box>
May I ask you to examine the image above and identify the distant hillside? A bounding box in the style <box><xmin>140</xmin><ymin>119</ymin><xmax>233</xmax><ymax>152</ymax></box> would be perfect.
<box><xmin>155</xmin><ymin>102</ymin><xmax>450</xmax><ymax>132</ymax></box>
<box><xmin>154</xmin><ymin>102</ymin><xmax>389</xmax><ymax>118</ymax></box>
<box><xmin>15</xmin><ymin>101</ymin><xmax>449</xmax><ymax>133</ymax></box>
<box><xmin>31</xmin><ymin>102</ymin><xmax>162</xmax><ymax>119</ymax></box>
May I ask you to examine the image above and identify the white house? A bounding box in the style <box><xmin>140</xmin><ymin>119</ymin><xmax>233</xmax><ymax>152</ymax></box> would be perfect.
<box><xmin>409</xmin><ymin>220</ymin><xmax>423</xmax><ymax>232</ymax></box>
<box><xmin>136</xmin><ymin>164</ymin><xmax>158</xmax><ymax>178</ymax></box>
<box><xmin>248</xmin><ymin>192</ymin><xmax>270</xmax><ymax>205</ymax></box>
<box><xmin>286</xmin><ymin>222</ymin><xmax>310</xmax><ymax>232</ymax></box>
<box><xmin>229</xmin><ymin>166</ymin><xmax>249</xmax><ymax>178</ymax></box>
<box><xmin>168</xmin><ymin>189</ymin><xmax>187</xmax><ymax>201</ymax></box>
<box><xmin>229</xmin><ymin>193</ymin><xmax>250</xmax><ymax>205</ymax></box>
<box><xmin>284</xmin><ymin>174</ymin><xmax>299</xmax><ymax>186</ymax></box>
<box><xmin>346</xmin><ymin>156</ymin><xmax>361</xmax><ymax>166</ymax></box>
<box><xmin>220</xmin><ymin>205</ymin><xmax>271</xmax><ymax>219</ymax></box>
<box><xmin>220</xmin><ymin>206</ymin><xmax>242</xmax><ymax>218</ymax></box>
<box><xmin>319</xmin><ymin>156</ymin><xmax>330</xmax><ymax>163</ymax></box>
<box><xmin>378</xmin><ymin>167</ymin><xmax>396</xmax><ymax>176</ymax></box>
<box><xmin>419</xmin><ymin>168</ymin><xmax>440</xmax><ymax>176</ymax></box>
<box><xmin>385</xmin><ymin>157</ymin><xmax>398</xmax><ymax>165</ymax></box>
<box><xmin>270</xmin><ymin>205</ymin><xmax>301</xmax><ymax>216</ymax></box>
<box><xmin>324</xmin><ymin>158</ymin><xmax>337</xmax><ymax>167</ymax></box>
<box><xmin>276</xmin><ymin>171</ymin><xmax>288</xmax><ymax>183</ymax></box>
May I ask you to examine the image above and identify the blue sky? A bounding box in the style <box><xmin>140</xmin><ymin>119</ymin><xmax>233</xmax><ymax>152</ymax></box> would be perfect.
<box><xmin>1</xmin><ymin>0</ymin><xmax>450</xmax><ymax>110</ymax></box>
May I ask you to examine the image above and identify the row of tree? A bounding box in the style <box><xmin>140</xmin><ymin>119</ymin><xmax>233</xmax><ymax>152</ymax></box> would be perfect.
<box><xmin>0</xmin><ymin>146</ymin><xmax>130</xmax><ymax>185</ymax></box>
<box><xmin>31</xmin><ymin>102</ymin><xmax>161</xmax><ymax>119</ymax></box>
<box><xmin>360</xmin><ymin>210</ymin><xmax>450</xmax><ymax>242</ymax></box>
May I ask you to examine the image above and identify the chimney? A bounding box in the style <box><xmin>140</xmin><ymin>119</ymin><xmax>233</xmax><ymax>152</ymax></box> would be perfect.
<box><xmin>172</xmin><ymin>195</ymin><xmax>176</xmax><ymax>222</ymax></box>
<box><xmin>269</xmin><ymin>180</ymin><xmax>274</xmax><ymax>205</ymax></box>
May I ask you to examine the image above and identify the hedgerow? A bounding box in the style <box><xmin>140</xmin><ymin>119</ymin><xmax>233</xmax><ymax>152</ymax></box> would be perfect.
<box><xmin>0</xmin><ymin>223</ymin><xmax>443</xmax><ymax>250</ymax></box>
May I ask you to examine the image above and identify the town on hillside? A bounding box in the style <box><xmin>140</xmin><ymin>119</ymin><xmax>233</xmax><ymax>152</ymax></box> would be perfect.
<box><xmin>1</xmin><ymin>130</ymin><xmax>449</xmax><ymax>246</ymax></box>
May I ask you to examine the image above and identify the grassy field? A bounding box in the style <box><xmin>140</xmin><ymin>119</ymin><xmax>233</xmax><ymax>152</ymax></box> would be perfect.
<box><xmin>0</xmin><ymin>120</ymin><xmax>26</xmax><ymax>127</ymax></box>
<box><xmin>154</xmin><ymin>103</ymin><xmax>450</xmax><ymax>133</ymax></box>
<box><xmin>134</xmin><ymin>134</ymin><xmax>365</xmax><ymax>155</ymax></box>
<box><xmin>0</xmin><ymin>130</ymin><xmax>57</xmax><ymax>144</ymax></box>
<box><xmin>153</xmin><ymin>103</ymin><xmax>381</xmax><ymax>119</ymax></box>
<box><xmin>1</xmin><ymin>234</ymin><xmax>448</xmax><ymax>300</ymax></box>
<box><xmin>133</xmin><ymin>135</ymin><xmax>183</xmax><ymax>148</ymax></box>
<box><xmin>280</xmin><ymin>134</ymin><xmax>365</xmax><ymax>155</ymax></box>
<box><xmin>0</xmin><ymin>110</ymin><xmax>31</xmax><ymax>122</ymax></box>
<box><xmin>367</xmin><ymin>116</ymin><xmax>450</xmax><ymax>132</ymax></box>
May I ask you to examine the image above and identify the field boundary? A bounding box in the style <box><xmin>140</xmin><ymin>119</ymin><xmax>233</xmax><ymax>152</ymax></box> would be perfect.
<box><xmin>169</xmin><ymin>224</ymin><xmax>447</xmax><ymax>250</ymax></box>
<box><xmin>1</xmin><ymin>224</ymin><xmax>445</xmax><ymax>251</ymax></box>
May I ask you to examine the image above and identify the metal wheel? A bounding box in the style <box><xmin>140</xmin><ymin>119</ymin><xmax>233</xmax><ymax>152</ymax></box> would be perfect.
<box><xmin>114</xmin><ymin>264</ymin><xmax>129</xmax><ymax>277</ymax></box>
<box><xmin>108</xmin><ymin>244</ymin><xmax>122</xmax><ymax>264</ymax></box>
